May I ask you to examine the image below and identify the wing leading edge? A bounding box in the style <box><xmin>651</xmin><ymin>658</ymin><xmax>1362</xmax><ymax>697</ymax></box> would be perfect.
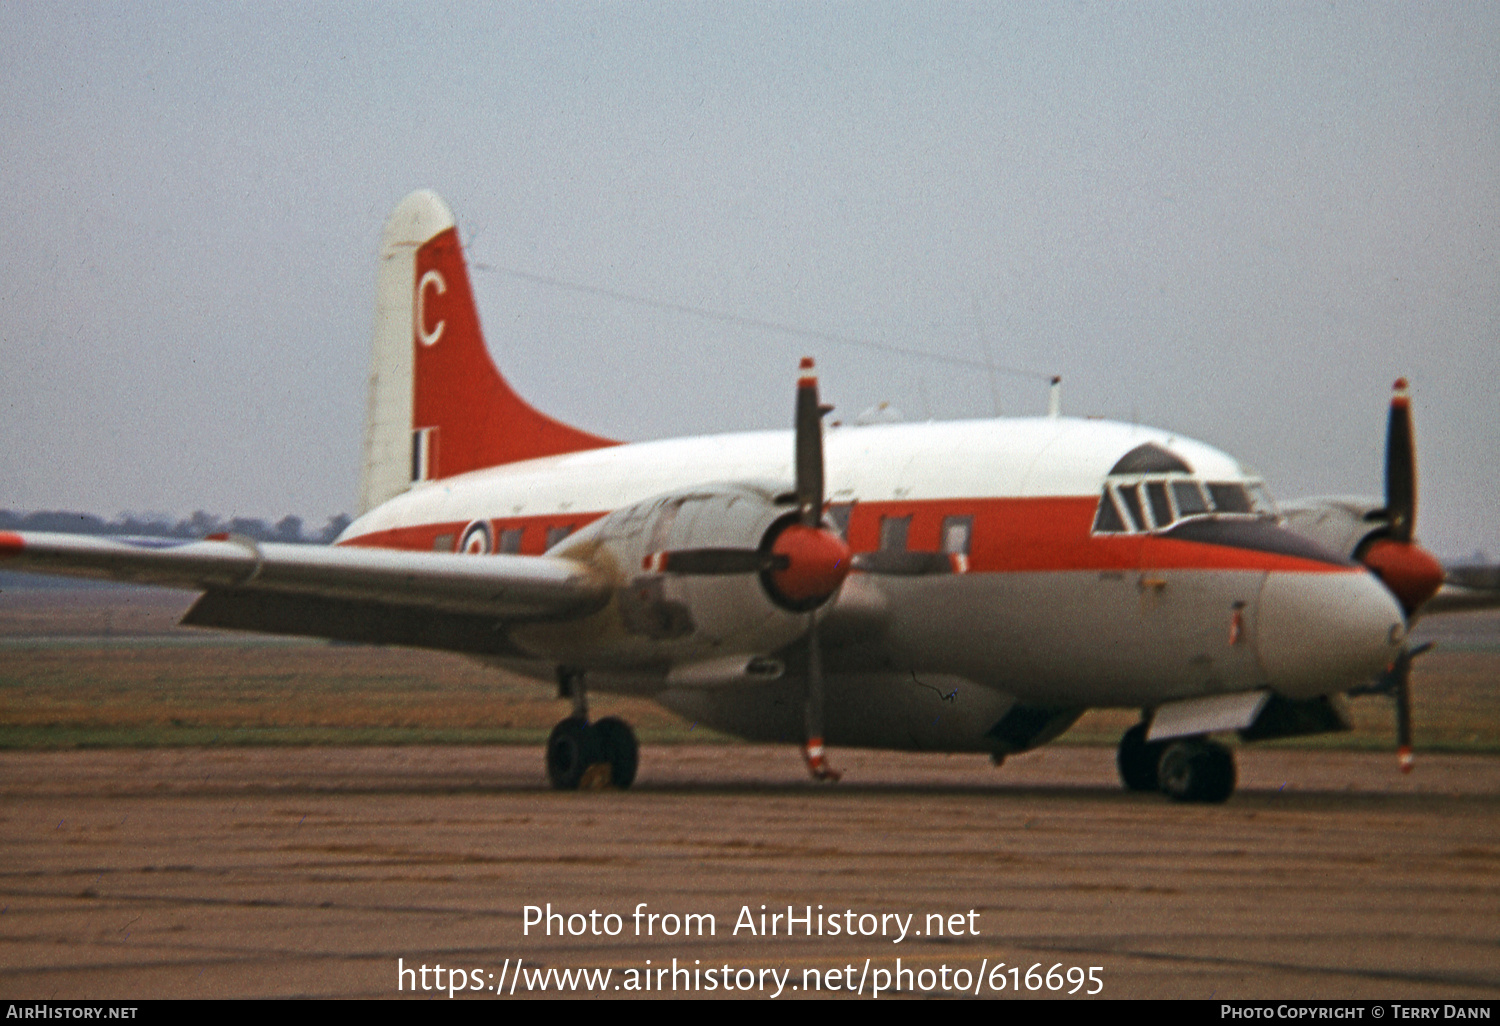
<box><xmin>0</xmin><ymin>531</ymin><xmax>609</xmax><ymax>627</ymax></box>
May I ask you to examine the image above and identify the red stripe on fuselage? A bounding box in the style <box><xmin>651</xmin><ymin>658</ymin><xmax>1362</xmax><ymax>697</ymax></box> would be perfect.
<box><xmin>340</xmin><ymin>497</ymin><xmax>1354</xmax><ymax>575</ymax></box>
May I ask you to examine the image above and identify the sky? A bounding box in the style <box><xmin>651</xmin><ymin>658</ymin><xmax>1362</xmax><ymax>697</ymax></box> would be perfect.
<box><xmin>1</xmin><ymin>2</ymin><xmax>1495</xmax><ymax>558</ymax></box>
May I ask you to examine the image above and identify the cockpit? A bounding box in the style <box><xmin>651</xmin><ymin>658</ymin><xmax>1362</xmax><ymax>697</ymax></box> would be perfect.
<box><xmin>1091</xmin><ymin>442</ymin><xmax>1277</xmax><ymax>535</ymax></box>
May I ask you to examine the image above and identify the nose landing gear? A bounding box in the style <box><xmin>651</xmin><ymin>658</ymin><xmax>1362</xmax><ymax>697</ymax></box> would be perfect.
<box><xmin>547</xmin><ymin>669</ymin><xmax>639</xmax><ymax>791</ymax></box>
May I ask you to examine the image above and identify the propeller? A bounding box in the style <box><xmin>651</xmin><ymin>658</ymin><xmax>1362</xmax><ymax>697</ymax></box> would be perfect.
<box><xmin>645</xmin><ymin>357</ymin><xmax>851</xmax><ymax>780</ymax></box>
<box><xmin>1354</xmin><ymin>379</ymin><xmax>1445</xmax><ymax>772</ymax></box>
<box><xmin>794</xmin><ymin>357</ymin><xmax>843</xmax><ymax>780</ymax></box>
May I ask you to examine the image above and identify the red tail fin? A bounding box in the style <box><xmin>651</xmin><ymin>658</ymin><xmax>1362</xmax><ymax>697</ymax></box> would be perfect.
<box><xmin>360</xmin><ymin>191</ymin><xmax>617</xmax><ymax>513</ymax></box>
<box><xmin>412</xmin><ymin>226</ymin><xmax>618</xmax><ymax>480</ymax></box>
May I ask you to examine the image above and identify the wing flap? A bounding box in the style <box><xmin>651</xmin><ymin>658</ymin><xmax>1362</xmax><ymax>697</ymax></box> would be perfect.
<box><xmin>0</xmin><ymin>531</ymin><xmax>609</xmax><ymax>620</ymax></box>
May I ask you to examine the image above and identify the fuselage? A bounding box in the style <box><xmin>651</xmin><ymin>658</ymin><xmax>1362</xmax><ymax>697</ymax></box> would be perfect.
<box><xmin>339</xmin><ymin>414</ymin><xmax>1404</xmax><ymax>751</ymax></box>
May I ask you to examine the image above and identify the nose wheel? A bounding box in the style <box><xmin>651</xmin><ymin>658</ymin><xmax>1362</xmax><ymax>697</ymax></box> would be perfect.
<box><xmin>547</xmin><ymin>669</ymin><xmax>638</xmax><ymax>790</ymax></box>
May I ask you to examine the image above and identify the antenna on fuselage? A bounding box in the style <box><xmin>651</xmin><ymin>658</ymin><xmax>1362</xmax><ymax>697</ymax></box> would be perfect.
<box><xmin>1047</xmin><ymin>376</ymin><xmax>1062</xmax><ymax>418</ymax></box>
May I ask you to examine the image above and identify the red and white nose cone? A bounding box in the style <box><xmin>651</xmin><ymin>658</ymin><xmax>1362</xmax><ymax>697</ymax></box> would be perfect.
<box><xmin>767</xmin><ymin>524</ymin><xmax>851</xmax><ymax>606</ymax></box>
<box><xmin>1256</xmin><ymin>570</ymin><xmax>1405</xmax><ymax>698</ymax></box>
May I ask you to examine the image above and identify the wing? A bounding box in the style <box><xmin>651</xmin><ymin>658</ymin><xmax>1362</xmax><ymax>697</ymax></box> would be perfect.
<box><xmin>0</xmin><ymin>531</ymin><xmax>609</xmax><ymax>654</ymax></box>
<box><xmin>1423</xmin><ymin>563</ymin><xmax>1500</xmax><ymax>614</ymax></box>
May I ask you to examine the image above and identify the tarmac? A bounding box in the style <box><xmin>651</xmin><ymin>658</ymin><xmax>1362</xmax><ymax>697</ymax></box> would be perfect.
<box><xmin>1</xmin><ymin>743</ymin><xmax>1496</xmax><ymax>1000</ymax></box>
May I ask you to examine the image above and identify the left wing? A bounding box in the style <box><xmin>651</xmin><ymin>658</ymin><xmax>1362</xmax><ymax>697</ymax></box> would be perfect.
<box><xmin>0</xmin><ymin>530</ymin><xmax>609</xmax><ymax>624</ymax></box>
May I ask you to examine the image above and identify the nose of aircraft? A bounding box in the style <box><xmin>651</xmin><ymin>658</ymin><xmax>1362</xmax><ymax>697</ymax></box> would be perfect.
<box><xmin>1256</xmin><ymin>569</ymin><xmax>1406</xmax><ymax>698</ymax></box>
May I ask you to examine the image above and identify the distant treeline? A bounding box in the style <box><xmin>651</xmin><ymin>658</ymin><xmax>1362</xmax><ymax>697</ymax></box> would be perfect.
<box><xmin>0</xmin><ymin>509</ymin><xmax>352</xmax><ymax>545</ymax></box>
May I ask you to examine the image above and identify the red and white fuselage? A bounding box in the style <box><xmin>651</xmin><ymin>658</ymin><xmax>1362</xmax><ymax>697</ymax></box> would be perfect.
<box><xmin>333</xmin><ymin>187</ymin><xmax>1406</xmax><ymax>753</ymax></box>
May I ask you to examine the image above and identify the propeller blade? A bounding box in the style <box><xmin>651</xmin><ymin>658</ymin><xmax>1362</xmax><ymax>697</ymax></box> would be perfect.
<box><xmin>795</xmin><ymin>357</ymin><xmax>825</xmax><ymax>529</ymax></box>
<box><xmin>1385</xmin><ymin>378</ymin><xmax>1416</xmax><ymax>544</ymax></box>
<box><xmin>1394</xmin><ymin>649</ymin><xmax>1414</xmax><ymax>774</ymax></box>
<box><xmin>1358</xmin><ymin>380</ymin><xmax>1443</xmax><ymax>615</ymax></box>
<box><xmin>1384</xmin><ymin>641</ymin><xmax>1432</xmax><ymax>773</ymax></box>
<box><xmin>802</xmin><ymin>610</ymin><xmax>840</xmax><ymax>781</ymax></box>
<box><xmin>792</xmin><ymin>358</ymin><xmax>841</xmax><ymax>780</ymax></box>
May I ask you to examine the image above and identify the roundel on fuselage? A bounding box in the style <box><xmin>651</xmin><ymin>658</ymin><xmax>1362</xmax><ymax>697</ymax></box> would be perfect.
<box><xmin>417</xmin><ymin>269</ymin><xmax>447</xmax><ymax>347</ymax></box>
<box><xmin>458</xmin><ymin>519</ymin><xmax>492</xmax><ymax>555</ymax></box>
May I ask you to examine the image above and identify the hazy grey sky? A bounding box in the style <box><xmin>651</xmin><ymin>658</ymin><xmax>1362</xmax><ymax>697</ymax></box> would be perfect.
<box><xmin>2</xmin><ymin>3</ymin><xmax>1495</xmax><ymax>557</ymax></box>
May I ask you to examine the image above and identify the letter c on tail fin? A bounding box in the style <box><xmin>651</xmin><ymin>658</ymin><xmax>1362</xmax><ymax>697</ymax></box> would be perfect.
<box><xmin>359</xmin><ymin>191</ymin><xmax>618</xmax><ymax>514</ymax></box>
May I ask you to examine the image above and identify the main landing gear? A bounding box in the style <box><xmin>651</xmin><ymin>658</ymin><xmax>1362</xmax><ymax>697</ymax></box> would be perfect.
<box><xmin>547</xmin><ymin>668</ymin><xmax>638</xmax><ymax>791</ymax></box>
<box><xmin>1117</xmin><ymin>721</ymin><xmax>1236</xmax><ymax>803</ymax></box>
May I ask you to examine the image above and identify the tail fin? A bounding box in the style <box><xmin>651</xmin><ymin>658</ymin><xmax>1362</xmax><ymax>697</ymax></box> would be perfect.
<box><xmin>358</xmin><ymin>191</ymin><xmax>618</xmax><ymax>513</ymax></box>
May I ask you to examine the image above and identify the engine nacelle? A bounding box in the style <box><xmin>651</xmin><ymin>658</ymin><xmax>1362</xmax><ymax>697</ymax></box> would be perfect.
<box><xmin>511</xmin><ymin>483</ymin><xmax>831</xmax><ymax>669</ymax></box>
<box><xmin>1280</xmin><ymin>497</ymin><xmax>1384</xmax><ymax>560</ymax></box>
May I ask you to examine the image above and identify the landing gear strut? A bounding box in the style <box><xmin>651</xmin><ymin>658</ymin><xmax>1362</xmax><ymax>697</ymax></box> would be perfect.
<box><xmin>546</xmin><ymin>668</ymin><xmax>638</xmax><ymax>791</ymax></box>
<box><xmin>1116</xmin><ymin>722</ymin><xmax>1236</xmax><ymax>803</ymax></box>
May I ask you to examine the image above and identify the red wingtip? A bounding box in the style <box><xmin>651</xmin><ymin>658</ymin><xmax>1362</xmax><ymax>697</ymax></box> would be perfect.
<box><xmin>1398</xmin><ymin>746</ymin><xmax>1414</xmax><ymax>774</ymax></box>
<box><xmin>0</xmin><ymin>531</ymin><xmax>23</xmax><ymax>557</ymax></box>
<box><xmin>1391</xmin><ymin>378</ymin><xmax>1410</xmax><ymax>406</ymax></box>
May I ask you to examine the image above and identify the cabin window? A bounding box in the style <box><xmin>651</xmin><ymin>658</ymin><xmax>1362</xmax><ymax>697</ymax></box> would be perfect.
<box><xmin>940</xmin><ymin>515</ymin><xmax>973</xmax><ymax>556</ymax></box>
<box><xmin>498</xmin><ymin>528</ymin><xmax>523</xmax><ymax>554</ymax></box>
<box><xmin>879</xmin><ymin>514</ymin><xmax>911</xmax><ymax>552</ymax></box>
<box><xmin>432</xmin><ymin>533</ymin><xmax>454</xmax><ymax>552</ymax></box>
<box><xmin>546</xmin><ymin>525</ymin><xmax>574</xmax><ymax>549</ymax></box>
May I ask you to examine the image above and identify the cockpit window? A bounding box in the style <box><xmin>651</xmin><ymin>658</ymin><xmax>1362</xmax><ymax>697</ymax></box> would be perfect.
<box><xmin>1092</xmin><ymin>473</ymin><xmax>1277</xmax><ymax>536</ymax></box>
<box><xmin>1206</xmin><ymin>483</ymin><xmax>1253</xmax><ymax>514</ymax></box>
<box><xmin>1092</xmin><ymin>489</ymin><xmax>1125</xmax><ymax>532</ymax></box>
<box><xmin>1247</xmin><ymin>483</ymin><xmax>1278</xmax><ymax>516</ymax></box>
<box><xmin>1115</xmin><ymin>483</ymin><xmax>1146</xmax><ymax>531</ymax></box>
<box><xmin>1171</xmin><ymin>480</ymin><xmax>1209</xmax><ymax>516</ymax></box>
<box><xmin>1145</xmin><ymin>482</ymin><xmax>1173</xmax><ymax>528</ymax></box>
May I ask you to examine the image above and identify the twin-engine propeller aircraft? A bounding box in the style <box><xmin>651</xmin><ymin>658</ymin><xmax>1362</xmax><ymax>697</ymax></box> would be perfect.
<box><xmin>4</xmin><ymin>191</ymin><xmax>1494</xmax><ymax>802</ymax></box>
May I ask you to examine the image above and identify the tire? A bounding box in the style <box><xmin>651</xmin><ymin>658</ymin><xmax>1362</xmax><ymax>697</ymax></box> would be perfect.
<box><xmin>546</xmin><ymin>717</ymin><xmax>597</xmax><ymax>790</ymax></box>
<box><xmin>1157</xmin><ymin>738</ymin><xmax>1236</xmax><ymax>803</ymax></box>
<box><xmin>590</xmin><ymin>717</ymin><xmax>639</xmax><ymax>790</ymax></box>
<box><xmin>1116</xmin><ymin>722</ymin><xmax>1167</xmax><ymax>792</ymax></box>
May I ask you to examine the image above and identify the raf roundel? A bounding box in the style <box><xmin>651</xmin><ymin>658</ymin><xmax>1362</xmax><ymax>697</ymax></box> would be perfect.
<box><xmin>458</xmin><ymin>520</ymin><xmax>492</xmax><ymax>555</ymax></box>
<box><xmin>417</xmin><ymin>269</ymin><xmax>447</xmax><ymax>346</ymax></box>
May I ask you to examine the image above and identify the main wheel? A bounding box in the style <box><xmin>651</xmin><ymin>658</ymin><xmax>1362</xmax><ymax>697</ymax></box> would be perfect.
<box><xmin>1157</xmin><ymin>738</ymin><xmax>1236</xmax><ymax>803</ymax></box>
<box><xmin>546</xmin><ymin>717</ymin><xmax>598</xmax><ymax>790</ymax></box>
<box><xmin>1116</xmin><ymin>722</ymin><xmax>1167</xmax><ymax>792</ymax></box>
<box><xmin>589</xmin><ymin>717</ymin><xmax>639</xmax><ymax>789</ymax></box>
